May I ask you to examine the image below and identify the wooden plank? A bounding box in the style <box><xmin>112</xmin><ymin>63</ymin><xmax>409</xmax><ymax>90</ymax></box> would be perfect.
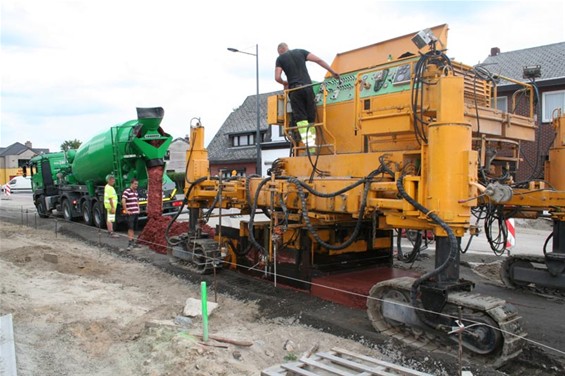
<box><xmin>281</xmin><ymin>363</ymin><xmax>323</xmax><ymax>376</ymax></box>
<box><xmin>300</xmin><ymin>357</ymin><xmax>359</xmax><ymax>376</ymax></box>
<box><xmin>261</xmin><ymin>347</ymin><xmax>433</xmax><ymax>376</ymax></box>
<box><xmin>317</xmin><ymin>352</ymin><xmax>398</xmax><ymax>375</ymax></box>
<box><xmin>261</xmin><ymin>364</ymin><xmax>288</xmax><ymax>376</ymax></box>
<box><xmin>0</xmin><ymin>314</ymin><xmax>18</xmax><ymax>376</ymax></box>
<box><xmin>331</xmin><ymin>348</ymin><xmax>432</xmax><ymax>376</ymax></box>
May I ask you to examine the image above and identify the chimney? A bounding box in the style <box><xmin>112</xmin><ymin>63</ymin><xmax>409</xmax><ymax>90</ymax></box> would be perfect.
<box><xmin>490</xmin><ymin>47</ymin><xmax>500</xmax><ymax>56</ymax></box>
<box><xmin>25</xmin><ymin>141</ymin><xmax>32</xmax><ymax>148</ymax></box>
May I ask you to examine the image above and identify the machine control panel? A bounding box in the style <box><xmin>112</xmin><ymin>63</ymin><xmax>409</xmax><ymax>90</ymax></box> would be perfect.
<box><xmin>313</xmin><ymin>61</ymin><xmax>414</xmax><ymax>105</ymax></box>
<box><xmin>314</xmin><ymin>74</ymin><xmax>356</xmax><ymax>104</ymax></box>
<box><xmin>393</xmin><ymin>64</ymin><xmax>411</xmax><ymax>85</ymax></box>
<box><xmin>359</xmin><ymin>63</ymin><xmax>412</xmax><ymax>99</ymax></box>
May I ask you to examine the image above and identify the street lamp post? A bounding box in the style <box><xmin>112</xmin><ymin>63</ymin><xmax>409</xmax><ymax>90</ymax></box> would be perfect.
<box><xmin>227</xmin><ymin>44</ymin><xmax>261</xmax><ymax>176</ymax></box>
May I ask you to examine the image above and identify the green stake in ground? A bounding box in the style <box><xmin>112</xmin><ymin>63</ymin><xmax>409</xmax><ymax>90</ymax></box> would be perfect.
<box><xmin>201</xmin><ymin>281</ymin><xmax>208</xmax><ymax>342</ymax></box>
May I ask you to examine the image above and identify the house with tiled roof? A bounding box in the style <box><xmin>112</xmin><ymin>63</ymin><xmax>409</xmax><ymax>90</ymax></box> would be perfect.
<box><xmin>207</xmin><ymin>91</ymin><xmax>290</xmax><ymax>177</ymax></box>
<box><xmin>482</xmin><ymin>42</ymin><xmax>565</xmax><ymax>181</ymax></box>
<box><xmin>0</xmin><ymin>141</ymin><xmax>50</xmax><ymax>184</ymax></box>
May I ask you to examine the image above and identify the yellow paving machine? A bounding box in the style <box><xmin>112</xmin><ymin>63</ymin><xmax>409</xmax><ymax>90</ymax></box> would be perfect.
<box><xmin>168</xmin><ymin>25</ymin><xmax>565</xmax><ymax>367</ymax></box>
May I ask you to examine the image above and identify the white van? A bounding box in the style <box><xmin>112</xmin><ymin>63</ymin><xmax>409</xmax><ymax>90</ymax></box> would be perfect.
<box><xmin>2</xmin><ymin>176</ymin><xmax>32</xmax><ymax>193</ymax></box>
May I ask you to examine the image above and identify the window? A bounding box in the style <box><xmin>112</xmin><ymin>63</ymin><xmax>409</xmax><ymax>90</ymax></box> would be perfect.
<box><xmin>542</xmin><ymin>90</ymin><xmax>565</xmax><ymax>123</ymax></box>
<box><xmin>231</xmin><ymin>133</ymin><xmax>257</xmax><ymax>147</ymax></box>
<box><xmin>220</xmin><ymin>168</ymin><xmax>246</xmax><ymax>178</ymax></box>
<box><xmin>491</xmin><ymin>96</ymin><xmax>508</xmax><ymax>112</ymax></box>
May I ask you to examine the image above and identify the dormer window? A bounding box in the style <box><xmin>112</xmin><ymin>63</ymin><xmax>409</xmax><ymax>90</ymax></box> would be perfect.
<box><xmin>231</xmin><ymin>133</ymin><xmax>258</xmax><ymax>147</ymax></box>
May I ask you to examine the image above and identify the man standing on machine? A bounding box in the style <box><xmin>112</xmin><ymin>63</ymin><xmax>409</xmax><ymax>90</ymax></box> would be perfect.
<box><xmin>275</xmin><ymin>43</ymin><xmax>340</xmax><ymax>152</ymax></box>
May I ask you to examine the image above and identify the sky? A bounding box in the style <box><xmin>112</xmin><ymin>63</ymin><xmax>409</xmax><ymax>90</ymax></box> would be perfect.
<box><xmin>1</xmin><ymin>0</ymin><xmax>564</xmax><ymax>152</ymax></box>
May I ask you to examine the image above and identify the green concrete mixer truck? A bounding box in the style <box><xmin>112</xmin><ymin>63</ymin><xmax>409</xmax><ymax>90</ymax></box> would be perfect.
<box><xmin>25</xmin><ymin>107</ymin><xmax>183</xmax><ymax>228</ymax></box>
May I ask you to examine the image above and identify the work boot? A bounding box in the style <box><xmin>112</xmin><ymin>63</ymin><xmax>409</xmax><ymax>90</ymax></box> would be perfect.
<box><xmin>127</xmin><ymin>240</ymin><xmax>133</xmax><ymax>251</ymax></box>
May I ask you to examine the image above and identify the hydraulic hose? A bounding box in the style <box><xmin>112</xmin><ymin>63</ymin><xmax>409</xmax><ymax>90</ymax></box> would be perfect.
<box><xmin>395</xmin><ymin>175</ymin><xmax>458</xmax><ymax>313</ymax></box>
<box><xmin>245</xmin><ymin>166</ymin><xmax>393</xmax><ymax>254</ymax></box>
<box><xmin>287</xmin><ymin>165</ymin><xmax>391</xmax><ymax>251</ymax></box>
<box><xmin>543</xmin><ymin>232</ymin><xmax>554</xmax><ymax>255</ymax></box>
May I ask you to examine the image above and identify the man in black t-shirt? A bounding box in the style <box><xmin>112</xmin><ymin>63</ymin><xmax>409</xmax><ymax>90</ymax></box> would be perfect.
<box><xmin>275</xmin><ymin>43</ymin><xmax>339</xmax><ymax>151</ymax></box>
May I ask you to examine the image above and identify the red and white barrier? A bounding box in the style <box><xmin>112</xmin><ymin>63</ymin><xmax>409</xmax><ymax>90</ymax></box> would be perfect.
<box><xmin>505</xmin><ymin>218</ymin><xmax>516</xmax><ymax>250</ymax></box>
<box><xmin>3</xmin><ymin>184</ymin><xmax>11</xmax><ymax>197</ymax></box>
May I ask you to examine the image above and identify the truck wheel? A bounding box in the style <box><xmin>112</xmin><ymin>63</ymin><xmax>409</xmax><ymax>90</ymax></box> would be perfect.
<box><xmin>82</xmin><ymin>201</ymin><xmax>93</xmax><ymax>226</ymax></box>
<box><xmin>93</xmin><ymin>202</ymin><xmax>106</xmax><ymax>229</ymax></box>
<box><xmin>62</xmin><ymin>199</ymin><xmax>74</xmax><ymax>222</ymax></box>
<box><xmin>36</xmin><ymin>196</ymin><xmax>50</xmax><ymax>218</ymax></box>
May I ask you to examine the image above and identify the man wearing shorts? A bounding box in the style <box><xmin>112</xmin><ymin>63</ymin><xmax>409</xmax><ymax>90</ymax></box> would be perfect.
<box><xmin>121</xmin><ymin>178</ymin><xmax>140</xmax><ymax>250</ymax></box>
<box><xmin>104</xmin><ymin>175</ymin><xmax>119</xmax><ymax>238</ymax></box>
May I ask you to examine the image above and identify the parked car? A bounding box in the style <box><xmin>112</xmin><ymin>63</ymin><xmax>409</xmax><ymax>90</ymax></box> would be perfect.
<box><xmin>1</xmin><ymin>176</ymin><xmax>32</xmax><ymax>193</ymax></box>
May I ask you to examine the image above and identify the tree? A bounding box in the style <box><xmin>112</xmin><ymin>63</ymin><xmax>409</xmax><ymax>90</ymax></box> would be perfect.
<box><xmin>60</xmin><ymin>139</ymin><xmax>82</xmax><ymax>152</ymax></box>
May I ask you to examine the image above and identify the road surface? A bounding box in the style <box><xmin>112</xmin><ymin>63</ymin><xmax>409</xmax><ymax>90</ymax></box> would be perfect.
<box><xmin>1</xmin><ymin>192</ymin><xmax>564</xmax><ymax>374</ymax></box>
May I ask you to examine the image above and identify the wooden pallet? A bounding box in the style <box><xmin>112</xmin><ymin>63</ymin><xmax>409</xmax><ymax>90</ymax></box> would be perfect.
<box><xmin>262</xmin><ymin>347</ymin><xmax>433</xmax><ymax>376</ymax></box>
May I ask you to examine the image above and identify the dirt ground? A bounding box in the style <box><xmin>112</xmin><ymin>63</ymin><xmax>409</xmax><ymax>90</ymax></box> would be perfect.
<box><xmin>0</xmin><ymin>220</ymin><xmax>408</xmax><ymax>376</ymax></box>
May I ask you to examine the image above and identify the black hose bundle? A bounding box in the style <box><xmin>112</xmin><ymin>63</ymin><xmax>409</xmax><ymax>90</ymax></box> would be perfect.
<box><xmin>411</xmin><ymin>49</ymin><xmax>453</xmax><ymax>145</ymax></box>
<box><xmin>245</xmin><ymin>160</ymin><xmax>395</xmax><ymax>254</ymax></box>
<box><xmin>395</xmin><ymin>175</ymin><xmax>458</xmax><ymax>310</ymax></box>
<box><xmin>483</xmin><ymin>204</ymin><xmax>508</xmax><ymax>256</ymax></box>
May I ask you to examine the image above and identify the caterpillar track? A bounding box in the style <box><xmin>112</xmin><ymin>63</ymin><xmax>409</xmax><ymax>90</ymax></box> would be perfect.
<box><xmin>367</xmin><ymin>277</ymin><xmax>526</xmax><ymax>369</ymax></box>
<box><xmin>500</xmin><ymin>254</ymin><xmax>565</xmax><ymax>299</ymax></box>
<box><xmin>170</xmin><ymin>237</ymin><xmax>222</xmax><ymax>274</ymax></box>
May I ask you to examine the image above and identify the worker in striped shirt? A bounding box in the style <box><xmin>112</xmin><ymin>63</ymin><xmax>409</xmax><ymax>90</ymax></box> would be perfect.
<box><xmin>121</xmin><ymin>178</ymin><xmax>140</xmax><ymax>250</ymax></box>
